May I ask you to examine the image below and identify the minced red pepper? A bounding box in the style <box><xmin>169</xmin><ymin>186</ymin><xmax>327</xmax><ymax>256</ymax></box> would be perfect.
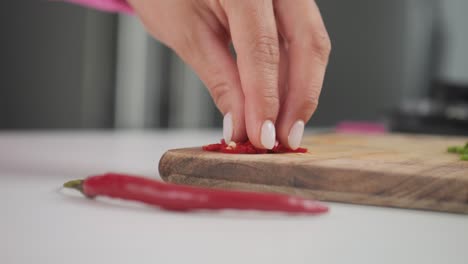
<box><xmin>203</xmin><ymin>139</ymin><xmax>307</xmax><ymax>154</ymax></box>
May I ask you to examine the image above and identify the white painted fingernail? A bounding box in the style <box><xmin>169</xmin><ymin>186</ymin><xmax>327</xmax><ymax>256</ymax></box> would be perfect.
<box><xmin>288</xmin><ymin>120</ymin><xmax>305</xmax><ymax>150</ymax></box>
<box><xmin>223</xmin><ymin>112</ymin><xmax>233</xmax><ymax>143</ymax></box>
<box><xmin>261</xmin><ymin>120</ymin><xmax>276</xmax><ymax>149</ymax></box>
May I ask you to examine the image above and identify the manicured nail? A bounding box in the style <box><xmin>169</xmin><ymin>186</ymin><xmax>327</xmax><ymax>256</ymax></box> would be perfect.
<box><xmin>288</xmin><ymin>120</ymin><xmax>305</xmax><ymax>150</ymax></box>
<box><xmin>261</xmin><ymin>120</ymin><xmax>276</xmax><ymax>149</ymax></box>
<box><xmin>223</xmin><ymin>112</ymin><xmax>233</xmax><ymax>143</ymax></box>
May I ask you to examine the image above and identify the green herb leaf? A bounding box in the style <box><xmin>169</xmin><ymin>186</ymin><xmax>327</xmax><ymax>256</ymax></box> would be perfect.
<box><xmin>456</xmin><ymin>146</ymin><xmax>466</xmax><ymax>154</ymax></box>
<box><xmin>447</xmin><ymin>146</ymin><xmax>458</xmax><ymax>153</ymax></box>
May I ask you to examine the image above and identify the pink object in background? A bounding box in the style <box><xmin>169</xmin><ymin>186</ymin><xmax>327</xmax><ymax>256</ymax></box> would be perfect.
<box><xmin>64</xmin><ymin>0</ymin><xmax>133</xmax><ymax>14</ymax></box>
<box><xmin>335</xmin><ymin>121</ymin><xmax>387</xmax><ymax>134</ymax></box>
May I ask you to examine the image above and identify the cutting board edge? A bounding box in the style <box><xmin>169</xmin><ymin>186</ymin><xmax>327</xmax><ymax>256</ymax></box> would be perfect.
<box><xmin>159</xmin><ymin>148</ymin><xmax>468</xmax><ymax>188</ymax></box>
<box><xmin>158</xmin><ymin>133</ymin><xmax>468</xmax><ymax>215</ymax></box>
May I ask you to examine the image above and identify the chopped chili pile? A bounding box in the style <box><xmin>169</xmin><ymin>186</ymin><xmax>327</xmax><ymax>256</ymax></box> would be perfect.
<box><xmin>203</xmin><ymin>139</ymin><xmax>307</xmax><ymax>154</ymax></box>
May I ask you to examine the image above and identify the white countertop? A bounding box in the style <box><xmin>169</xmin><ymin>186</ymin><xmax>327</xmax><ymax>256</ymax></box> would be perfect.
<box><xmin>1</xmin><ymin>130</ymin><xmax>467</xmax><ymax>264</ymax></box>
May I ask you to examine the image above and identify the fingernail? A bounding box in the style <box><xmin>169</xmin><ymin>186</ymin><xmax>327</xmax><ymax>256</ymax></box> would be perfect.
<box><xmin>223</xmin><ymin>112</ymin><xmax>233</xmax><ymax>143</ymax></box>
<box><xmin>261</xmin><ymin>120</ymin><xmax>276</xmax><ymax>149</ymax></box>
<box><xmin>288</xmin><ymin>120</ymin><xmax>305</xmax><ymax>150</ymax></box>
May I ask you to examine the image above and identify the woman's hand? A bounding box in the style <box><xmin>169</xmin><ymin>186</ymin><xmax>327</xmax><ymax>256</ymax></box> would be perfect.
<box><xmin>127</xmin><ymin>0</ymin><xmax>331</xmax><ymax>149</ymax></box>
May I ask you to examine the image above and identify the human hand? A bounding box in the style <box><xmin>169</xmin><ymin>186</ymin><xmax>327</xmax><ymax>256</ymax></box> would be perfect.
<box><xmin>126</xmin><ymin>0</ymin><xmax>331</xmax><ymax>149</ymax></box>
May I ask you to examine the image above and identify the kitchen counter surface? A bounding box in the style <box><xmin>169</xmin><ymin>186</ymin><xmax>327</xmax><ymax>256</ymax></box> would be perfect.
<box><xmin>1</xmin><ymin>130</ymin><xmax>467</xmax><ymax>264</ymax></box>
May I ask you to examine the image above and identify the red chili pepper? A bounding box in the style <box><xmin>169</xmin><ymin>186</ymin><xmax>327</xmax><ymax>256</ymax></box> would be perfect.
<box><xmin>63</xmin><ymin>173</ymin><xmax>328</xmax><ymax>214</ymax></box>
<box><xmin>203</xmin><ymin>139</ymin><xmax>307</xmax><ymax>154</ymax></box>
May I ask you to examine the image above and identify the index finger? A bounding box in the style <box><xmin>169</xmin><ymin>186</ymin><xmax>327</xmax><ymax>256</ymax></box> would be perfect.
<box><xmin>275</xmin><ymin>0</ymin><xmax>331</xmax><ymax>149</ymax></box>
<box><xmin>223</xmin><ymin>0</ymin><xmax>280</xmax><ymax>149</ymax></box>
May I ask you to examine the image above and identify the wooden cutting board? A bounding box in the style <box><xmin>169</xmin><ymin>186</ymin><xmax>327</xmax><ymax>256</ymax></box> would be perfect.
<box><xmin>158</xmin><ymin>133</ymin><xmax>468</xmax><ymax>214</ymax></box>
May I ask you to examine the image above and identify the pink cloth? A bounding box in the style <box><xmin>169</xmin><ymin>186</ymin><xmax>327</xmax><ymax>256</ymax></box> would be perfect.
<box><xmin>335</xmin><ymin>121</ymin><xmax>387</xmax><ymax>134</ymax></box>
<box><xmin>64</xmin><ymin>0</ymin><xmax>133</xmax><ymax>14</ymax></box>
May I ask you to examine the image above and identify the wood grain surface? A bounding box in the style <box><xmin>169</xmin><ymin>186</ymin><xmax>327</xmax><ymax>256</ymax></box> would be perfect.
<box><xmin>158</xmin><ymin>133</ymin><xmax>468</xmax><ymax>214</ymax></box>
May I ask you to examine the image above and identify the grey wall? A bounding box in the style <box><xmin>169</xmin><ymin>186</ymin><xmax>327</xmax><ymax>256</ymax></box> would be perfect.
<box><xmin>438</xmin><ymin>0</ymin><xmax>468</xmax><ymax>84</ymax></box>
<box><xmin>113</xmin><ymin>0</ymin><xmax>412</xmax><ymax>129</ymax></box>
<box><xmin>313</xmin><ymin>0</ymin><xmax>407</xmax><ymax>126</ymax></box>
<box><xmin>0</xmin><ymin>1</ymin><xmax>116</xmax><ymax>129</ymax></box>
<box><xmin>1</xmin><ymin>0</ymin><xmax>452</xmax><ymax>130</ymax></box>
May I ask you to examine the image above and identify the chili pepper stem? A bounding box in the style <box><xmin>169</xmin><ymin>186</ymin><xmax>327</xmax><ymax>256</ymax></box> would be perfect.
<box><xmin>63</xmin><ymin>179</ymin><xmax>84</xmax><ymax>193</ymax></box>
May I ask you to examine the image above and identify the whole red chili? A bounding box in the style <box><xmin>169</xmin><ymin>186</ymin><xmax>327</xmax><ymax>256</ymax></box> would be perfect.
<box><xmin>63</xmin><ymin>173</ymin><xmax>328</xmax><ymax>214</ymax></box>
<box><xmin>203</xmin><ymin>139</ymin><xmax>307</xmax><ymax>154</ymax></box>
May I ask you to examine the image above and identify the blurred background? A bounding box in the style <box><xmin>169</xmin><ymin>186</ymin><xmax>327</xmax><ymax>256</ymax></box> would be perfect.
<box><xmin>1</xmin><ymin>0</ymin><xmax>467</xmax><ymax>134</ymax></box>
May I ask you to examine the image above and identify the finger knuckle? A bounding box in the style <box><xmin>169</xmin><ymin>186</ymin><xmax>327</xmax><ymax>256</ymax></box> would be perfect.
<box><xmin>306</xmin><ymin>32</ymin><xmax>331</xmax><ymax>65</ymax></box>
<box><xmin>260</xmin><ymin>90</ymin><xmax>280</xmax><ymax>115</ymax></box>
<box><xmin>263</xmin><ymin>92</ymin><xmax>280</xmax><ymax>107</ymax></box>
<box><xmin>299</xmin><ymin>92</ymin><xmax>320</xmax><ymax>116</ymax></box>
<box><xmin>209</xmin><ymin>81</ymin><xmax>231</xmax><ymax>108</ymax></box>
<box><xmin>246</xmin><ymin>85</ymin><xmax>280</xmax><ymax>116</ymax></box>
<box><xmin>251</xmin><ymin>35</ymin><xmax>280</xmax><ymax>68</ymax></box>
